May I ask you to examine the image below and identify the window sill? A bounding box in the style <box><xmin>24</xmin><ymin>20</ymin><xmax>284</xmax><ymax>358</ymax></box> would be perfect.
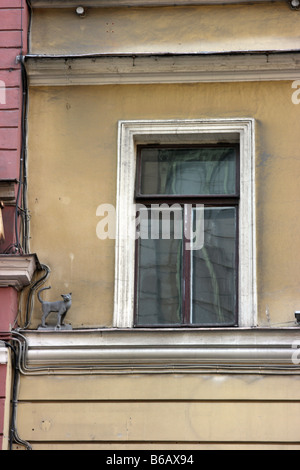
<box><xmin>21</xmin><ymin>327</ymin><xmax>300</xmax><ymax>373</ymax></box>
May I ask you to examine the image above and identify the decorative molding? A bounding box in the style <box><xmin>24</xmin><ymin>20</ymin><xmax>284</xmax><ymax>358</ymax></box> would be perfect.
<box><xmin>0</xmin><ymin>343</ymin><xmax>8</xmax><ymax>365</ymax></box>
<box><xmin>24</xmin><ymin>52</ymin><xmax>300</xmax><ymax>87</ymax></box>
<box><xmin>0</xmin><ymin>180</ymin><xmax>17</xmax><ymax>205</ymax></box>
<box><xmin>0</xmin><ymin>254</ymin><xmax>40</xmax><ymax>291</ymax></box>
<box><xmin>23</xmin><ymin>328</ymin><xmax>300</xmax><ymax>372</ymax></box>
<box><xmin>29</xmin><ymin>0</ymin><xmax>287</xmax><ymax>8</ymax></box>
<box><xmin>114</xmin><ymin>119</ymin><xmax>256</xmax><ymax>328</ymax></box>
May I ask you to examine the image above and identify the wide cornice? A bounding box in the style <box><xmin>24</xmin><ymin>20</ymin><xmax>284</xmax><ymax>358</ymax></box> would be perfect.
<box><xmin>24</xmin><ymin>51</ymin><xmax>300</xmax><ymax>86</ymax></box>
<box><xmin>19</xmin><ymin>328</ymin><xmax>300</xmax><ymax>374</ymax></box>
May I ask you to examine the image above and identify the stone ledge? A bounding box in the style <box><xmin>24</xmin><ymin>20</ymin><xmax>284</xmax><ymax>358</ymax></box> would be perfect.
<box><xmin>22</xmin><ymin>328</ymin><xmax>300</xmax><ymax>372</ymax></box>
<box><xmin>0</xmin><ymin>254</ymin><xmax>40</xmax><ymax>291</ymax></box>
<box><xmin>24</xmin><ymin>52</ymin><xmax>300</xmax><ymax>86</ymax></box>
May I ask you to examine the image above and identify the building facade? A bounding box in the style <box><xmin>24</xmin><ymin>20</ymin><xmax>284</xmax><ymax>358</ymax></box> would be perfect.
<box><xmin>1</xmin><ymin>0</ymin><xmax>300</xmax><ymax>450</ymax></box>
<box><xmin>0</xmin><ymin>0</ymin><xmax>29</xmax><ymax>450</ymax></box>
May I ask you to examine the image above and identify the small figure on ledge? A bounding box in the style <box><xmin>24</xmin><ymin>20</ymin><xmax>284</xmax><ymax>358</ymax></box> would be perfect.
<box><xmin>37</xmin><ymin>286</ymin><xmax>72</xmax><ymax>331</ymax></box>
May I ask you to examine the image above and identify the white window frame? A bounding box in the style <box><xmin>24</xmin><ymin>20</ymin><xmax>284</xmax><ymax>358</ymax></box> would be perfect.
<box><xmin>114</xmin><ymin>119</ymin><xmax>256</xmax><ymax>328</ymax></box>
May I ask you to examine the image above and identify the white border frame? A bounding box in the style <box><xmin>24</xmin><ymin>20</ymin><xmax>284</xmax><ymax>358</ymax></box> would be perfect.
<box><xmin>114</xmin><ymin>119</ymin><xmax>257</xmax><ymax>328</ymax></box>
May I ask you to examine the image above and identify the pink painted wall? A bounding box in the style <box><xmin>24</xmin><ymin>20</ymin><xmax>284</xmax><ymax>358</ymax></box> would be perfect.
<box><xmin>0</xmin><ymin>365</ymin><xmax>7</xmax><ymax>450</ymax></box>
<box><xmin>0</xmin><ymin>287</ymin><xmax>19</xmax><ymax>330</ymax></box>
<box><xmin>0</xmin><ymin>0</ymin><xmax>29</xmax><ymax>449</ymax></box>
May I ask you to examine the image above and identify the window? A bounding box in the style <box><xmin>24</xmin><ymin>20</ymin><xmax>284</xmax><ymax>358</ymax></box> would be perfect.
<box><xmin>135</xmin><ymin>145</ymin><xmax>239</xmax><ymax>327</ymax></box>
<box><xmin>114</xmin><ymin>119</ymin><xmax>256</xmax><ymax>329</ymax></box>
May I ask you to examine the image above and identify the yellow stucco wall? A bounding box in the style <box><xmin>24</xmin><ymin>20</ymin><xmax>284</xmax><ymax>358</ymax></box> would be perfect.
<box><xmin>27</xmin><ymin>80</ymin><xmax>300</xmax><ymax>329</ymax></box>
<box><xmin>15</xmin><ymin>2</ymin><xmax>300</xmax><ymax>451</ymax></box>
<box><xmin>15</xmin><ymin>373</ymin><xmax>300</xmax><ymax>449</ymax></box>
<box><xmin>30</xmin><ymin>3</ymin><xmax>300</xmax><ymax>55</ymax></box>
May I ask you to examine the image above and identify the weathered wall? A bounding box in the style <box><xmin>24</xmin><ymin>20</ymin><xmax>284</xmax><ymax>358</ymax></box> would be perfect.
<box><xmin>30</xmin><ymin>3</ymin><xmax>300</xmax><ymax>55</ymax></box>
<box><xmin>0</xmin><ymin>0</ymin><xmax>24</xmax><ymax>253</ymax></box>
<box><xmin>0</xmin><ymin>358</ymin><xmax>11</xmax><ymax>451</ymax></box>
<box><xmin>0</xmin><ymin>0</ymin><xmax>28</xmax><ymax>451</ymax></box>
<box><xmin>16</xmin><ymin>372</ymin><xmax>300</xmax><ymax>449</ymax></box>
<box><xmin>0</xmin><ymin>364</ymin><xmax>6</xmax><ymax>450</ymax></box>
<box><xmin>16</xmin><ymin>1</ymin><xmax>300</xmax><ymax>451</ymax></box>
<box><xmin>27</xmin><ymin>80</ymin><xmax>300</xmax><ymax>329</ymax></box>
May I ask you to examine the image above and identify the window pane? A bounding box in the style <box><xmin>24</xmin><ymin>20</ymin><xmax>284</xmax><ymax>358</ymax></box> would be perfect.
<box><xmin>139</xmin><ymin>147</ymin><xmax>237</xmax><ymax>196</ymax></box>
<box><xmin>136</xmin><ymin>208</ymin><xmax>183</xmax><ymax>325</ymax></box>
<box><xmin>191</xmin><ymin>207</ymin><xmax>237</xmax><ymax>326</ymax></box>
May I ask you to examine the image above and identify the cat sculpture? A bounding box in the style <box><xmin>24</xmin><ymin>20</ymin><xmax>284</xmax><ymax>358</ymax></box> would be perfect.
<box><xmin>38</xmin><ymin>286</ymin><xmax>72</xmax><ymax>330</ymax></box>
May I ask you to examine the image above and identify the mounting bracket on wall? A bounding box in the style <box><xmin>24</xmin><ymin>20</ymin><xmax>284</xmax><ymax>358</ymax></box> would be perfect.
<box><xmin>0</xmin><ymin>180</ymin><xmax>17</xmax><ymax>205</ymax></box>
<box><xmin>295</xmin><ymin>312</ymin><xmax>300</xmax><ymax>324</ymax></box>
<box><xmin>289</xmin><ymin>0</ymin><xmax>300</xmax><ymax>9</ymax></box>
<box><xmin>0</xmin><ymin>179</ymin><xmax>17</xmax><ymax>244</ymax></box>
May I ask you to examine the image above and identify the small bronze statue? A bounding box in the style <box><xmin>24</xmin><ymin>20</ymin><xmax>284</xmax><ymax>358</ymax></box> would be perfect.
<box><xmin>38</xmin><ymin>286</ymin><xmax>72</xmax><ymax>330</ymax></box>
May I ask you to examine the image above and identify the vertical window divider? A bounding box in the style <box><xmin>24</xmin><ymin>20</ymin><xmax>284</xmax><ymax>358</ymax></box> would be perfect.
<box><xmin>183</xmin><ymin>203</ymin><xmax>192</xmax><ymax>325</ymax></box>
